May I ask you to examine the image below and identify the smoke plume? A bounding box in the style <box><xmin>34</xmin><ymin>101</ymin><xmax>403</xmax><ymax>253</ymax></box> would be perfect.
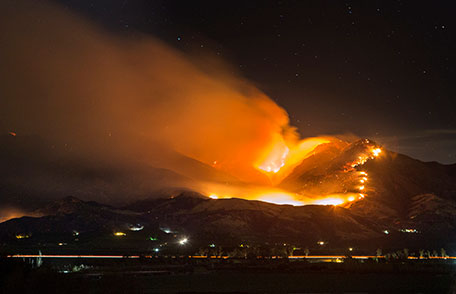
<box><xmin>0</xmin><ymin>0</ymin><xmax>327</xmax><ymax>207</ymax></box>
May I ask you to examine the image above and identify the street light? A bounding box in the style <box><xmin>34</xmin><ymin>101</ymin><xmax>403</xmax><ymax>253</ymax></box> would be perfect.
<box><xmin>179</xmin><ymin>238</ymin><xmax>188</xmax><ymax>245</ymax></box>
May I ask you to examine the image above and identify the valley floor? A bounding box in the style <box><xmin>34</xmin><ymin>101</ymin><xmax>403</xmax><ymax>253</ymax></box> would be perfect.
<box><xmin>1</xmin><ymin>257</ymin><xmax>455</xmax><ymax>293</ymax></box>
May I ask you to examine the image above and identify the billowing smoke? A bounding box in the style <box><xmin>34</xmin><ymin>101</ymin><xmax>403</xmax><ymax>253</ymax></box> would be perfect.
<box><xmin>1</xmin><ymin>0</ymin><xmax>323</xmax><ymax>207</ymax></box>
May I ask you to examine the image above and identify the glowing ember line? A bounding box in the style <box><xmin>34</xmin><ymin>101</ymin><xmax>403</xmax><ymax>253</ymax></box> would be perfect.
<box><xmin>314</xmin><ymin>198</ymin><xmax>344</xmax><ymax>206</ymax></box>
<box><xmin>256</xmin><ymin>192</ymin><xmax>303</xmax><ymax>206</ymax></box>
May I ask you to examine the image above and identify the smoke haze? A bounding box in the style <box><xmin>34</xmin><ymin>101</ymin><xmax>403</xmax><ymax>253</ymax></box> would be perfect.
<box><xmin>0</xmin><ymin>0</ymin><xmax>320</xmax><ymax>208</ymax></box>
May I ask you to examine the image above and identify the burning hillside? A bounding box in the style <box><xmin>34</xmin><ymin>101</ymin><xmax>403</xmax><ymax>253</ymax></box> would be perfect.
<box><xmin>0</xmin><ymin>0</ymin><xmax>385</xmax><ymax>209</ymax></box>
<box><xmin>199</xmin><ymin>138</ymin><xmax>383</xmax><ymax>206</ymax></box>
<box><xmin>3</xmin><ymin>0</ymin><xmax>451</xmax><ymax>220</ymax></box>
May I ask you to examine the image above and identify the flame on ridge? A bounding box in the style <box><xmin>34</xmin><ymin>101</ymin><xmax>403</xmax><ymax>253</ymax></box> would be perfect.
<box><xmin>255</xmin><ymin>137</ymin><xmax>330</xmax><ymax>182</ymax></box>
<box><xmin>205</xmin><ymin>143</ymin><xmax>382</xmax><ymax>207</ymax></box>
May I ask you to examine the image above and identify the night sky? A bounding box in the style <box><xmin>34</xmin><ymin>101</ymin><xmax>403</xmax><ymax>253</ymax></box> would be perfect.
<box><xmin>55</xmin><ymin>0</ymin><xmax>456</xmax><ymax>163</ymax></box>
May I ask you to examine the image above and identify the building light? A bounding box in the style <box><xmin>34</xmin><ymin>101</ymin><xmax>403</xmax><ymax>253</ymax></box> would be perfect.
<box><xmin>15</xmin><ymin>234</ymin><xmax>30</xmax><ymax>239</ymax></box>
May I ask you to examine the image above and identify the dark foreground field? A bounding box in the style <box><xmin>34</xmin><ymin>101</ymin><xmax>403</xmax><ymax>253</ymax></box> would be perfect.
<box><xmin>1</xmin><ymin>258</ymin><xmax>455</xmax><ymax>293</ymax></box>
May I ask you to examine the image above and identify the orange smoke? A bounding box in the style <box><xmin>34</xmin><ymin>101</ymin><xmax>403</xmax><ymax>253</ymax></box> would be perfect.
<box><xmin>0</xmin><ymin>0</ymin><xmax>379</xmax><ymax>208</ymax></box>
<box><xmin>0</xmin><ymin>0</ymin><xmax>320</xmax><ymax>186</ymax></box>
<box><xmin>0</xmin><ymin>207</ymin><xmax>27</xmax><ymax>223</ymax></box>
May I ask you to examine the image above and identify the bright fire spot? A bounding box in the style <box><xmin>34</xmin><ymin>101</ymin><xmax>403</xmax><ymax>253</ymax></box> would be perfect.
<box><xmin>362</xmin><ymin>177</ymin><xmax>368</xmax><ymax>181</ymax></box>
<box><xmin>258</xmin><ymin>142</ymin><xmax>289</xmax><ymax>173</ymax></box>
<box><xmin>359</xmin><ymin>193</ymin><xmax>365</xmax><ymax>198</ymax></box>
<box><xmin>209</xmin><ymin>194</ymin><xmax>219</xmax><ymax>199</ymax></box>
<box><xmin>360</xmin><ymin>179</ymin><xmax>365</xmax><ymax>183</ymax></box>
<box><xmin>257</xmin><ymin>192</ymin><xmax>304</xmax><ymax>206</ymax></box>
<box><xmin>256</xmin><ymin>137</ymin><xmax>329</xmax><ymax>176</ymax></box>
<box><xmin>114</xmin><ymin>232</ymin><xmax>126</xmax><ymax>237</ymax></box>
<box><xmin>314</xmin><ymin>198</ymin><xmax>344</xmax><ymax>206</ymax></box>
<box><xmin>372</xmin><ymin>148</ymin><xmax>382</xmax><ymax>157</ymax></box>
<box><xmin>359</xmin><ymin>186</ymin><xmax>365</xmax><ymax>191</ymax></box>
<box><xmin>348</xmin><ymin>196</ymin><xmax>355</xmax><ymax>202</ymax></box>
<box><xmin>359</xmin><ymin>171</ymin><xmax>367</xmax><ymax>176</ymax></box>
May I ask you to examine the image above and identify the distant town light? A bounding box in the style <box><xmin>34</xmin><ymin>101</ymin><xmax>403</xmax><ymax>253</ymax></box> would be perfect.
<box><xmin>179</xmin><ymin>238</ymin><xmax>188</xmax><ymax>245</ymax></box>
<box><xmin>317</xmin><ymin>241</ymin><xmax>325</xmax><ymax>246</ymax></box>
<box><xmin>153</xmin><ymin>248</ymin><xmax>160</xmax><ymax>252</ymax></box>
<box><xmin>129</xmin><ymin>224</ymin><xmax>144</xmax><ymax>231</ymax></box>
<box><xmin>149</xmin><ymin>237</ymin><xmax>158</xmax><ymax>241</ymax></box>
<box><xmin>15</xmin><ymin>234</ymin><xmax>29</xmax><ymax>239</ymax></box>
<box><xmin>114</xmin><ymin>232</ymin><xmax>126</xmax><ymax>237</ymax></box>
<box><xmin>209</xmin><ymin>243</ymin><xmax>216</xmax><ymax>248</ymax></box>
<box><xmin>383</xmin><ymin>230</ymin><xmax>389</xmax><ymax>235</ymax></box>
<box><xmin>349</xmin><ymin>247</ymin><xmax>353</xmax><ymax>251</ymax></box>
<box><xmin>160</xmin><ymin>228</ymin><xmax>173</xmax><ymax>234</ymax></box>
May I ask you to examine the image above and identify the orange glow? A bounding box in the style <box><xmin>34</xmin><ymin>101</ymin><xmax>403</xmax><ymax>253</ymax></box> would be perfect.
<box><xmin>256</xmin><ymin>137</ymin><xmax>329</xmax><ymax>182</ymax></box>
<box><xmin>9</xmin><ymin>131</ymin><xmax>16</xmax><ymax>136</ymax></box>
<box><xmin>256</xmin><ymin>192</ymin><xmax>304</xmax><ymax>206</ymax></box>
<box><xmin>114</xmin><ymin>232</ymin><xmax>126</xmax><ymax>236</ymax></box>
<box><xmin>359</xmin><ymin>186</ymin><xmax>365</xmax><ymax>191</ymax></box>
<box><xmin>0</xmin><ymin>207</ymin><xmax>29</xmax><ymax>223</ymax></box>
<box><xmin>203</xmin><ymin>184</ymin><xmax>362</xmax><ymax>207</ymax></box>
<box><xmin>314</xmin><ymin>197</ymin><xmax>344</xmax><ymax>206</ymax></box>
<box><xmin>204</xmin><ymin>183</ymin><xmax>305</xmax><ymax>205</ymax></box>
<box><xmin>258</xmin><ymin>140</ymin><xmax>289</xmax><ymax>173</ymax></box>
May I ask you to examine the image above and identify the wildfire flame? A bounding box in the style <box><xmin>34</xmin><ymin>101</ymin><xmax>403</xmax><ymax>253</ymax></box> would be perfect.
<box><xmin>0</xmin><ymin>1</ymin><xmax>386</xmax><ymax>210</ymax></box>
<box><xmin>203</xmin><ymin>144</ymin><xmax>382</xmax><ymax>207</ymax></box>
<box><xmin>372</xmin><ymin>148</ymin><xmax>381</xmax><ymax>157</ymax></box>
<box><xmin>314</xmin><ymin>198</ymin><xmax>345</xmax><ymax>206</ymax></box>
<box><xmin>256</xmin><ymin>192</ymin><xmax>304</xmax><ymax>206</ymax></box>
<box><xmin>255</xmin><ymin>137</ymin><xmax>329</xmax><ymax>183</ymax></box>
<box><xmin>258</xmin><ymin>141</ymin><xmax>289</xmax><ymax>173</ymax></box>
